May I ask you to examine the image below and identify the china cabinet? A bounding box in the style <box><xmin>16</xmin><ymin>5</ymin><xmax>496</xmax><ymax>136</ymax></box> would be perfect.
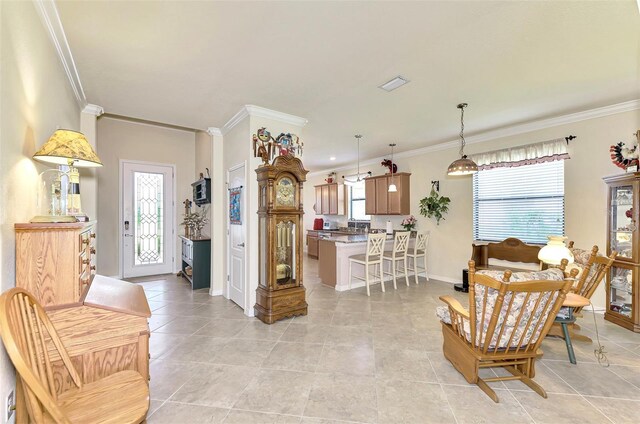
<box><xmin>255</xmin><ymin>155</ymin><xmax>309</xmax><ymax>323</ymax></box>
<box><xmin>604</xmin><ymin>173</ymin><xmax>640</xmax><ymax>332</ymax></box>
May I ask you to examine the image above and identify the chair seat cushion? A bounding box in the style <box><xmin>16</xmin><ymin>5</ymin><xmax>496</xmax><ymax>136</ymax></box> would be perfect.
<box><xmin>349</xmin><ymin>254</ymin><xmax>380</xmax><ymax>263</ymax></box>
<box><xmin>476</xmin><ymin>268</ymin><xmax>564</xmax><ymax>283</ymax></box>
<box><xmin>57</xmin><ymin>370</ymin><xmax>149</xmax><ymax>424</ymax></box>
<box><xmin>382</xmin><ymin>250</ymin><xmax>406</xmax><ymax>258</ymax></box>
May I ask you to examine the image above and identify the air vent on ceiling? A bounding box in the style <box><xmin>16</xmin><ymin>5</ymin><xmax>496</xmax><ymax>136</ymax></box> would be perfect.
<box><xmin>379</xmin><ymin>75</ymin><xmax>410</xmax><ymax>92</ymax></box>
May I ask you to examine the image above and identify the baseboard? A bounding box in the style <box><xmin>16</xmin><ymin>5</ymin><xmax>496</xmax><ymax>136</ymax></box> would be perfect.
<box><xmin>209</xmin><ymin>289</ymin><xmax>223</xmax><ymax>296</ymax></box>
<box><xmin>428</xmin><ymin>274</ymin><xmax>461</xmax><ymax>285</ymax></box>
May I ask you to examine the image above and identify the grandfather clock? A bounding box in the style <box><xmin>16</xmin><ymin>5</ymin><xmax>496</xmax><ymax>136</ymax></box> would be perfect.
<box><xmin>255</xmin><ymin>155</ymin><xmax>308</xmax><ymax>324</ymax></box>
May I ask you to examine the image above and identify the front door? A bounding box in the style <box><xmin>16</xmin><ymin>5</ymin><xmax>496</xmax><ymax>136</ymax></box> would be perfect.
<box><xmin>228</xmin><ymin>163</ymin><xmax>246</xmax><ymax>308</ymax></box>
<box><xmin>122</xmin><ymin>161</ymin><xmax>175</xmax><ymax>278</ymax></box>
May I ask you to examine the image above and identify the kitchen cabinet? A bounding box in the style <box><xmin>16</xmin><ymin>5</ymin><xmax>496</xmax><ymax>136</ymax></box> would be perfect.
<box><xmin>307</xmin><ymin>230</ymin><xmax>319</xmax><ymax>258</ymax></box>
<box><xmin>314</xmin><ymin>183</ymin><xmax>346</xmax><ymax>215</ymax></box>
<box><xmin>364</xmin><ymin>173</ymin><xmax>411</xmax><ymax>215</ymax></box>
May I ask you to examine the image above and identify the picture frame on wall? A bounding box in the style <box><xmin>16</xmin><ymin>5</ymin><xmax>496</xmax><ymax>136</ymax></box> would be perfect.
<box><xmin>229</xmin><ymin>187</ymin><xmax>242</xmax><ymax>225</ymax></box>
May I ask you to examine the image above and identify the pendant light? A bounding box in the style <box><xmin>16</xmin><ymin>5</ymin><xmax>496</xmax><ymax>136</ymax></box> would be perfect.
<box><xmin>388</xmin><ymin>143</ymin><xmax>397</xmax><ymax>192</ymax></box>
<box><xmin>447</xmin><ymin>103</ymin><xmax>478</xmax><ymax>176</ymax></box>
<box><xmin>342</xmin><ymin>134</ymin><xmax>372</xmax><ymax>185</ymax></box>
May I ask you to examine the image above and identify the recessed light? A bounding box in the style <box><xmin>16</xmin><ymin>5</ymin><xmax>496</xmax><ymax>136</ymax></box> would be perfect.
<box><xmin>379</xmin><ymin>75</ymin><xmax>410</xmax><ymax>92</ymax></box>
<box><xmin>330</xmin><ymin>156</ymin><xmax>336</xmax><ymax>161</ymax></box>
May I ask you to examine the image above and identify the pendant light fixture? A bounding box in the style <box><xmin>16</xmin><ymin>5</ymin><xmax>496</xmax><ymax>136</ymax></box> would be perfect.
<box><xmin>447</xmin><ymin>102</ymin><xmax>478</xmax><ymax>176</ymax></box>
<box><xmin>343</xmin><ymin>134</ymin><xmax>372</xmax><ymax>185</ymax></box>
<box><xmin>388</xmin><ymin>143</ymin><xmax>397</xmax><ymax>192</ymax></box>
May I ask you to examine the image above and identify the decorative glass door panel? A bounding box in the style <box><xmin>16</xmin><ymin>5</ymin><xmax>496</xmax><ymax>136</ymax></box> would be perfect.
<box><xmin>609</xmin><ymin>265</ymin><xmax>634</xmax><ymax>318</ymax></box>
<box><xmin>275</xmin><ymin>219</ymin><xmax>296</xmax><ymax>287</ymax></box>
<box><xmin>610</xmin><ymin>185</ymin><xmax>634</xmax><ymax>260</ymax></box>
<box><xmin>122</xmin><ymin>162</ymin><xmax>174</xmax><ymax>278</ymax></box>
<box><xmin>134</xmin><ymin>172</ymin><xmax>164</xmax><ymax>265</ymax></box>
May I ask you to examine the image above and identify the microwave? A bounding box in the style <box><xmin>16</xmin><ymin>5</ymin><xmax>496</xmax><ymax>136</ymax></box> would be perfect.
<box><xmin>323</xmin><ymin>221</ymin><xmax>338</xmax><ymax>230</ymax></box>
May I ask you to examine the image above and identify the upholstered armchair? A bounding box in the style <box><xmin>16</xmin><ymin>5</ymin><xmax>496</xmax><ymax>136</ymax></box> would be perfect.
<box><xmin>437</xmin><ymin>260</ymin><xmax>574</xmax><ymax>402</ymax></box>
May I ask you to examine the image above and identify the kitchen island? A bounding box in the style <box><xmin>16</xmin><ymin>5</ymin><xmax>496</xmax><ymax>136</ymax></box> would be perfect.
<box><xmin>319</xmin><ymin>234</ymin><xmax>404</xmax><ymax>291</ymax></box>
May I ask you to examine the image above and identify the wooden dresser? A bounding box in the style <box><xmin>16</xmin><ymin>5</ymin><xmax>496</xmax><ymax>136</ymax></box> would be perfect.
<box><xmin>15</xmin><ymin>222</ymin><xmax>97</xmax><ymax>308</ymax></box>
<box><xmin>14</xmin><ymin>222</ymin><xmax>151</xmax><ymax>422</ymax></box>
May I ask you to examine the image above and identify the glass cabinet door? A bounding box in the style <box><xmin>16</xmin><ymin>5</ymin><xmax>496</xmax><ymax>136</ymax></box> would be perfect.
<box><xmin>610</xmin><ymin>185</ymin><xmax>635</xmax><ymax>260</ymax></box>
<box><xmin>609</xmin><ymin>265</ymin><xmax>634</xmax><ymax>318</ymax></box>
<box><xmin>275</xmin><ymin>219</ymin><xmax>297</xmax><ymax>287</ymax></box>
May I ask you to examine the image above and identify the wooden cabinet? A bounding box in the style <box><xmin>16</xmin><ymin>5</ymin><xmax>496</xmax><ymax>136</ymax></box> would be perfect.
<box><xmin>604</xmin><ymin>173</ymin><xmax>640</xmax><ymax>332</ymax></box>
<box><xmin>321</xmin><ymin>185</ymin><xmax>330</xmax><ymax>214</ymax></box>
<box><xmin>307</xmin><ymin>231</ymin><xmax>319</xmax><ymax>258</ymax></box>
<box><xmin>180</xmin><ymin>236</ymin><xmax>211</xmax><ymax>290</ymax></box>
<box><xmin>314</xmin><ymin>183</ymin><xmax>346</xmax><ymax>215</ymax></box>
<box><xmin>364</xmin><ymin>173</ymin><xmax>411</xmax><ymax>215</ymax></box>
<box><xmin>15</xmin><ymin>222</ymin><xmax>96</xmax><ymax>308</ymax></box>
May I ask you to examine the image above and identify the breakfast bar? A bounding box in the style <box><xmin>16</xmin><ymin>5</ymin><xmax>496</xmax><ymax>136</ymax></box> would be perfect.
<box><xmin>318</xmin><ymin>234</ymin><xmax>404</xmax><ymax>290</ymax></box>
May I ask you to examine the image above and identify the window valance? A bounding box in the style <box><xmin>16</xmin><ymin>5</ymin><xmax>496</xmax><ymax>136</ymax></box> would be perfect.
<box><xmin>470</xmin><ymin>138</ymin><xmax>570</xmax><ymax>170</ymax></box>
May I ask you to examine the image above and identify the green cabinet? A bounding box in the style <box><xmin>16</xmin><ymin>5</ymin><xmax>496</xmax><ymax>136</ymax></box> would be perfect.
<box><xmin>179</xmin><ymin>236</ymin><xmax>211</xmax><ymax>290</ymax></box>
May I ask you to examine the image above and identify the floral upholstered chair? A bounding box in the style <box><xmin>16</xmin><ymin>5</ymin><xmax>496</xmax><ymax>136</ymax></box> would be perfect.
<box><xmin>437</xmin><ymin>260</ymin><xmax>574</xmax><ymax>402</ymax></box>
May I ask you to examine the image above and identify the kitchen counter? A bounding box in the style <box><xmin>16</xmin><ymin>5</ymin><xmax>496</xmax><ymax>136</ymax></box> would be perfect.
<box><xmin>328</xmin><ymin>234</ymin><xmax>393</xmax><ymax>244</ymax></box>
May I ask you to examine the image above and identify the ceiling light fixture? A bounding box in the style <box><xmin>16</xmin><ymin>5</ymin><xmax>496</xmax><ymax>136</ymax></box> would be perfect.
<box><xmin>447</xmin><ymin>103</ymin><xmax>478</xmax><ymax>176</ymax></box>
<box><xmin>379</xmin><ymin>75</ymin><xmax>410</xmax><ymax>92</ymax></box>
<box><xmin>330</xmin><ymin>156</ymin><xmax>336</xmax><ymax>161</ymax></box>
<box><xmin>343</xmin><ymin>134</ymin><xmax>372</xmax><ymax>186</ymax></box>
<box><xmin>388</xmin><ymin>143</ymin><xmax>397</xmax><ymax>192</ymax></box>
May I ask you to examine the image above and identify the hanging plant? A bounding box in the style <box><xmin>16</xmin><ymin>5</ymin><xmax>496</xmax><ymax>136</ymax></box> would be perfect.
<box><xmin>419</xmin><ymin>182</ymin><xmax>451</xmax><ymax>225</ymax></box>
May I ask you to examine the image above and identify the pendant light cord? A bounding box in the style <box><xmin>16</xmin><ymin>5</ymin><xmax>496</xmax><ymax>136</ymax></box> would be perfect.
<box><xmin>458</xmin><ymin>103</ymin><xmax>467</xmax><ymax>157</ymax></box>
<box><xmin>356</xmin><ymin>134</ymin><xmax>362</xmax><ymax>181</ymax></box>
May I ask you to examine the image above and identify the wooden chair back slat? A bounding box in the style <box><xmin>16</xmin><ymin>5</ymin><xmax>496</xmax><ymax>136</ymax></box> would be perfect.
<box><xmin>413</xmin><ymin>231</ymin><xmax>430</xmax><ymax>254</ymax></box>
<box><xmin>366</xmin><ymin>233</ymin><xmax>386</xmax><ymax>259</ymax></box>
<box><xmin>573</xmin><ymin>250</ymin><xmax>616</xmax><ymax>314</ymax></box>
<box><xmin>0</xmin><ymin>288</ymin><xmax>81</xmax><ymax>424</ymax></box>
<box><xmin>515</xmin><ymin>293</ymin><xmax>547</xmax><ymax>354</ymax></box>
<box><xmin>393</xmin><ymin>231</ymin><xmax>410</xmax><ymax>255</ymax></box>
<box><xmin>492</xmin><ymin>294</ymin><xmax>516</xmax><ymax>354</ymax></box>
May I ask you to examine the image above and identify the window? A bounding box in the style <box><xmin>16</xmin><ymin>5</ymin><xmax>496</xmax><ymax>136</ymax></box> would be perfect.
<box><xmin>473</xmin><ymin>160</ymin><xmax>564</xmax><ymax>244</ymax></box>
<box><xmin>349</xmin><ymin>180</ymin><xmax>370</xmax><ymax>221</ymax></box>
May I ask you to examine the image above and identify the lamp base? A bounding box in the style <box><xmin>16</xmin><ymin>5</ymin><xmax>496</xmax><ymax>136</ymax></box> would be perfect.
<box><xmin>30</xmin><ymin>215</ymin><xmax>77</xmax><ymax>223</ymax></box>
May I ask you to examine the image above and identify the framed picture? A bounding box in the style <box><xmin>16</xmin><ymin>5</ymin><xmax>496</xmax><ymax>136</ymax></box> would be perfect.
<box><xmin>229</xmin><ymin>187</ymin><xmax>242</xmax><ymax>225</ymax></box>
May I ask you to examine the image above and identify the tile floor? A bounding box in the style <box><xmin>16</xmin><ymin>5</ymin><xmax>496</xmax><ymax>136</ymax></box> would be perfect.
<box><xmin>133</xmin><ymin>258</ymin><xmax>640</xmax><ymax>423</ymax></box>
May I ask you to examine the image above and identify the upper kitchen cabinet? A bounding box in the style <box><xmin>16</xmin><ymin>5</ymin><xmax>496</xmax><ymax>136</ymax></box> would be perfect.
<box><xmin>314</xmin><ymin>183</ymin><xmax>346</xmax><ymax>215</ymax></box>
<box><xmin>365</xmin><ymin>173</ymin><xmax>411</xmax><ymax>215</ymax></box>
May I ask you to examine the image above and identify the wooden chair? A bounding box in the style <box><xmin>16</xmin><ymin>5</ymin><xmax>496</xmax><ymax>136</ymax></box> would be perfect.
<box><xmin>438</xmin><ymin>260</ymin><xmax>572</xmax><ymax>403</ymax></box>
<box><xmin>382</xmin><ymin>231</ymin><xmax>411</xmax><ymax>289</ymax></box>
<box><xmin>348</xmin><ymin>233</ymin><xmax>386</xmax><ymax>296</ymax></box>
<box><xmin>406</xmin><ymin>230</ymin><xmax>430</xmax><ymax>285</ymax></box>
<box><xmin>548</xmin><ymin>244</ymin><xmax>617</xmax><ymax>355</ymax></box>
<box><xmin>0</xmin><ymin>288</ymin><xmax>149</xmax><ymax>424</ymax></box>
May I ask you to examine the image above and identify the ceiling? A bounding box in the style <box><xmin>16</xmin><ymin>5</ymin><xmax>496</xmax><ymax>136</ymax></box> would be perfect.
<box><xmin>56</xmin><ymin>1</ymin><xmax>640</xmax><ymax>171</ymax></box>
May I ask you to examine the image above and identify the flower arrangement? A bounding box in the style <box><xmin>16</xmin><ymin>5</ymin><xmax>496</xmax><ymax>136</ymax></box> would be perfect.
<box><xmin>401</xmin><ymin>215</ymin><xmax>417</xmax><ymax>231</ymax></box>
<box><xmin>181</xmin><ymin>206</ymin><xmax>209</xmax><ymax>238</ymax></box>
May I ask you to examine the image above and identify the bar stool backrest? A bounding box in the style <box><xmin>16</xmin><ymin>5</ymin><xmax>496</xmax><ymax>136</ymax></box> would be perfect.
<box><xmin>366</xmin><ymin>233</ymin><xmax>386</xmax><ymax>260</ymax></box>
<box><xmin>392</xmin><ymin>231</ymin><xmax>410</xmax><ymax>257</ymax></box>
<box><xmin>413</xmin><ymin>231</ymin><xmax>430</xmax><ymax>255</ymax></box>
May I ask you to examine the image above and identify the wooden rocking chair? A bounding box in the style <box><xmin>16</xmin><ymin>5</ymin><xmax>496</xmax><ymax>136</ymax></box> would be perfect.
<box><xmin>438</xmin><ymin>260</ymin><xmax>573</xmax><ymax>402</ymax></box>
<box><xmin>0</xmin><ymin>288</ymin><xmax>149</xmax><ymax>424</ymax></box>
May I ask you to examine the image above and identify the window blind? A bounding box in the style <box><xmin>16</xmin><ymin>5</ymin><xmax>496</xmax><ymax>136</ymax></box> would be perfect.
<box><xmin>473</xmin><ymin>160</ymin><xmax>565</xmax><ymax>244</ymax></box>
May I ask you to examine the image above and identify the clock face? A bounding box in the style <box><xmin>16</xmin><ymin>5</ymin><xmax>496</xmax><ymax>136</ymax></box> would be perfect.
<box><xmin>275</xmin><ymin>177</ymin><xmax>295</xmax><ymax>207</ymax></box>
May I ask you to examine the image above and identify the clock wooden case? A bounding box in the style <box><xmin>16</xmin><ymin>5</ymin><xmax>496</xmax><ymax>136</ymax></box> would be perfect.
<box><xmin>255</xmin><ymin>155</ymin><xmax>309</xmax><ymax>324</ymax></box>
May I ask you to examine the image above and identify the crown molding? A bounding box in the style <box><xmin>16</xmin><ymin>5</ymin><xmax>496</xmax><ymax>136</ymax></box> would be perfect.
<box><xmin>308</xmin><ymin>99</ymin><xmax>640</xmax><ymax>177</ymax></box>
<box><xmin>207</xmin><ymin>127</ymin><xmax>223</xmax><ymax>136</ymax></box>
<box><xmin>221</xmin><ymin>105</ymin><xmax>308</xmax><ymax>135</ymax></box>
<box><xmin>34</xmin><ymin>0</ymin><xmax>87</xmax><ymax>108</ymax></box>
<box><xmin>82</xmin><ymin>104</ymin><xmax>104</xmax><ymax>116</ymax></box>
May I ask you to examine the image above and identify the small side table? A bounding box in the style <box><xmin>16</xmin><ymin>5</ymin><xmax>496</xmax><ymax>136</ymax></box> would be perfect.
<box><xmin>179</xmin><ymin>235</ymin><xmax>211</xmax><ymax>290</ymax></box>
<box><xmin>555</xmin><ymin>292</ymin><xmax>590</xmax><ymax>364</ymax></box>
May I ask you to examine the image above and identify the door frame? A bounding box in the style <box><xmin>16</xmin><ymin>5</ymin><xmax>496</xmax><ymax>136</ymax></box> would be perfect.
<box><xmin>226</xmin><ymin>161</ymin><xmax>248</xmax><ymax>311</ymax></box>
<box><xmin>118</xmin><ymin>159</ymin><xmax>177</xmax><ymax>279</ymax></box>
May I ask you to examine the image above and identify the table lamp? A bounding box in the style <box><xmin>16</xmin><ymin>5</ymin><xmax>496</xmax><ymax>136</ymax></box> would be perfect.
<box><xmin>31</xmin><ymin>129</ymin><xmax>102</xmax><ymax>222</ymax></box>
<box><xmin>538</xmin><ymin>235</ymin><xmax>574</xmax><ymax>267</ymax></box>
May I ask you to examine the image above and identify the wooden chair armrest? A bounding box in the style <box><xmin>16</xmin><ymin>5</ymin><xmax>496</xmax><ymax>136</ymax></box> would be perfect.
<box><xmin>439</xmin><ymin>296</ymin><xmax>470</xmax><ymax>320</ymax></box>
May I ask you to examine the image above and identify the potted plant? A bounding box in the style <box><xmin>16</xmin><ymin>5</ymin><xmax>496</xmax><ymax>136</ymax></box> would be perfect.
<box><xmin>401</xmin><ymin>215</ymin><xmax>417</xmax><ymax>231</ymax></box>
<box><xmin>419</xmin><ymin>187</ymin><xmax>451</xmax><ymax>225</ymax></box>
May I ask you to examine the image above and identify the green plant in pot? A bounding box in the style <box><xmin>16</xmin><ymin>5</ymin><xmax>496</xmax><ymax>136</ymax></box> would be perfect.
<box><xmin>419</xmin><ymin>183</ymin><xmax>450</xmax><ymax>225</ymax></box>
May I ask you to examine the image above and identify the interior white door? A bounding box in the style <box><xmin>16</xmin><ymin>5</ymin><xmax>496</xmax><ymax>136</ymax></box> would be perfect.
<box><xmin>122</xmin><ymin>161</ymin><xmax>175</xmax><ymax>278</ymax></box>
<box><xmin>228</xmin><ymin>164</ymin><xmax>246</xmax><ymax>308</ymax></box>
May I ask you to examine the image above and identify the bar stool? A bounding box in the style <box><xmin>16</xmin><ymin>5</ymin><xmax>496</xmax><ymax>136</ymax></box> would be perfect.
<box><xmin>348</xmin><ymin>233</ymin><xmax>386</xmax><ymax>296</ymax></box>
<box><xmin>382</xmin><ymin>231</ymin><xmax>410</xmax><ymax>289</ymax></box>
<box><xmin>406</xmin><ymin>230</ymin><xmax>430</xmax><ymax>284</ymax></box>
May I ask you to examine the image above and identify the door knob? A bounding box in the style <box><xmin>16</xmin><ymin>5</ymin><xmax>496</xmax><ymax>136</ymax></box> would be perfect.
<box><xmin>124</xmin><ymin>234</ymin><xmax>133</xmax><ymax>238</ymax></box>
<box><xmin>237</xmin><ymin>243</ymin><xmax>245</xmax><ymax>247</ymax></box>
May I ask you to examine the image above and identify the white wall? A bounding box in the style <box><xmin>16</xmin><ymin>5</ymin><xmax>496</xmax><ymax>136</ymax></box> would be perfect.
<box><xmin>195</xmin><ymin>130</ymin><xmax>212</xmax><ymax>237</ymax></box>
<box><xmin>0</xmin><ymin>1</ymin><xmax>81</xmax><ymax>421</ymax></box>
<box><xmin>96</xmin><ymin>117</ymin><xmax>196</xmax><ymax>277</ymax></box>
<box><xmin>305</xmin><ymin>109</ymin><xmax>640</xmax><ymax>310</ymax></box>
